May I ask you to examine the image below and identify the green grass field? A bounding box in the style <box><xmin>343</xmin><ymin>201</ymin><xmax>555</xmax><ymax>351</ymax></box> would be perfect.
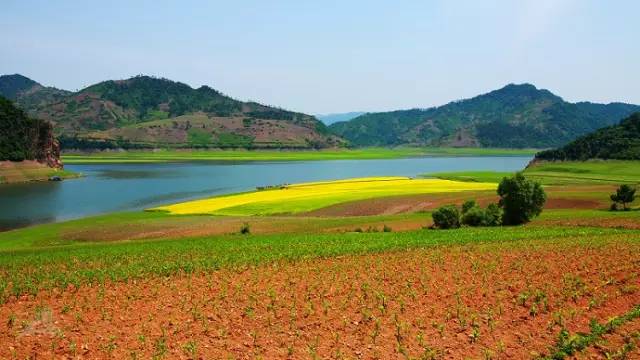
<box><xmin>1</xmin><ymin>225</ymin><xmax>636</xmax><ymax>302</ymax></box>
<box><xmin>429</xmin><ymin>160</ymin><xmax>640</xmax><ymax>185</ymax></box>
<box><xmin>61</xmin><ymin>147</ymin><xmax>537</xmax><ymax>164</ymax></box>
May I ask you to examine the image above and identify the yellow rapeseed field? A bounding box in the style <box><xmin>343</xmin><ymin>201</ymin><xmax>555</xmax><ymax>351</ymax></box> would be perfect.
<box><xmin>151</xmin><ymin>177</ymin><xmax>496</xmax><ymax>216</ymax></box>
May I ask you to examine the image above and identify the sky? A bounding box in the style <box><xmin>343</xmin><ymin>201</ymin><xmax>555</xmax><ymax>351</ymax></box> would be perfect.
<box><xmin>2</xmin><ymin>0</ymin><xmax>639</xmax><ymax>114</ymax></box>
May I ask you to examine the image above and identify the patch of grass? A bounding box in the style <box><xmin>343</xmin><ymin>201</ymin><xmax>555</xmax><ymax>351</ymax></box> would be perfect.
<box><xmin>428</xmin><ymin>171</ymin><xmax>512</xmax><ymax>183</ymax></box>
<box><xmin>428</xmin><ymin>161</ymin><xmax>640</xmax><ymax>186</ymax></box>
<box><xmin>526</xmin><ymin>160</ymin><xmax>640</xmax><ymax>185</ymax></box>
<box><xmin>187</xmin><ymin>128</ymin><xmax>213</xmax><ymax>146</ymax></box>
<box><xmin>61</xmin><ymin>147</ymin><xmax>536</xmax><ymax>164</ymax></box>
<box><xmin>150</xmin><ymin>177</ymin><xmax>495</xmax><ymax>215</ymax></box>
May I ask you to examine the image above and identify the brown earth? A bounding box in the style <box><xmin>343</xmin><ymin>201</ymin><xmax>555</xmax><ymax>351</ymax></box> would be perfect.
<box><xmin>303</xmin><ymin>192</ymin><xmax>604</xmax><ymax>217</ymax></box>
<box><xmin>1</xmin><ymin>239</ymin><xmax>639</xmax><ymax>359</ymax></box>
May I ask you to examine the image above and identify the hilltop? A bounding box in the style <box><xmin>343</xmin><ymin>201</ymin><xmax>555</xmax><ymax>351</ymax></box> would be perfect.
<box><xmin>0</xmin><ymin>74</ymin><xmax>341</xmax><ymax>149</ymax></box>
<box><xmin>535</xmin><ymin>112</ymin><xmax>640</xmax><ymax>161</ymax></box>
<box><xmin>329</xmin><ymin>84</ymin><xmax>640</xmax><ymax>148</ymax></box>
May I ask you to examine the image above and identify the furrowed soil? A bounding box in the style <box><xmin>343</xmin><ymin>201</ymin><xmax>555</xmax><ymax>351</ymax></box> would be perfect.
<box><xmin>2</xmin><ymin>238</ymin><xmax>639</xmax><ymax>359</ymax></box>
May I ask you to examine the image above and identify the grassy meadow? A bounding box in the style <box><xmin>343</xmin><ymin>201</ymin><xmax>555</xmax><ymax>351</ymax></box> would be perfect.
<box><xmin>429</xmin><ymin>160</ymin><xmax>640</xmax><ymax>185</ymax></box>
<box><xmin>61</xmin><ymin>147</ymin><xmax>537</xmax><ymax>164</ymax></box>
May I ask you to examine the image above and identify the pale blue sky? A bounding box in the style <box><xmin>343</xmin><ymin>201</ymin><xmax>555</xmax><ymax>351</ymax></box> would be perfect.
<box><xmin>2</xmin><ymin>0</ymin><xmax>639</xmax><ymax>114</ymax></box>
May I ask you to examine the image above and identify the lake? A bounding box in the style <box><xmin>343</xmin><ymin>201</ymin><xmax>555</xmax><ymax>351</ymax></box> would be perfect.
<box><xmin>0</xmin><ymin>156</ymin><xmax>531</xmax><ymax>231</ymax></box>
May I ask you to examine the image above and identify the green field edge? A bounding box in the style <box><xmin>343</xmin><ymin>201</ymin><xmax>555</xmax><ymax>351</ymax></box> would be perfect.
<box><xmin>0</xmin><ymin>226</ymin><xmax>638</xmax><ymax>303</ymax></box>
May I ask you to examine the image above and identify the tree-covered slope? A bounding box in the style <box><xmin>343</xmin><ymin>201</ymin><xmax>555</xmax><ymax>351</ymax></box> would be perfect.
<box><xmin>535</xmin><ymin>112</ymin><xmax>640</xmax><ymax>161</ymax></box>
<box><xmin>0</xmin><ymin>96</ymin><xmax>61</xmax><ymax>166</ymax></box>
<box><xmin>329</xmin><ymin>84</ymin><xmax>640</xmax><ymax>148</ymax></box>
<box><xmin>1</xmin><ymin>75</ymin><xmax>338</xmax><ymax>149</ymax></box>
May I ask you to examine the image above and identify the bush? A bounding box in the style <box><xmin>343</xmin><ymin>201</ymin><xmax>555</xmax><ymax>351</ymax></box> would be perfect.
<box><xmin>461</xmin><ymin>206</ymin><xmax>486</xmax><ymax>226</ymax></box>
<box><xmin>462</xmin><ymin>200</ymin><xmax>478</xmax><ymax>214</ymax></box>
<box><xmin>239</xmin><ymin>223</ymin><xmax>251</xmax><ymax>235</ymax></box>
<box><xmin>497</xmin><ymin>172</ymin><xmax>546</xmax><ymax>225</ymax></box>
<box><xmin>484</xmin><ymin>203</ymin><xmax>502</xmax><ymax>226</ymax></box>
<box><xmin>461</xmin><ymin>203</ymin><xmax>502</xmax><ymax>227</ymax></box>
<box><xmin>432</xmin><ymin>205</ymin><xmax>461</xmax><ymax>229</ymax></box>
<box><xmin>383</xmin><ymin>224</ymin><xmax>392</xmax><ymax>232</ymax></box>
<box><xmin>610</xmin><ymin>184</ymin><xmax>636</xmax><ymax>211</ymax></box>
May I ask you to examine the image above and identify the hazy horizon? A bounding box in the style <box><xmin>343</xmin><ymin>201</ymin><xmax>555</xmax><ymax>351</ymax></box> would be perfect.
<box><xmin>3</xmin><ymin>0</ymin><xmax>639</xmax><ymax>114</ymax></box>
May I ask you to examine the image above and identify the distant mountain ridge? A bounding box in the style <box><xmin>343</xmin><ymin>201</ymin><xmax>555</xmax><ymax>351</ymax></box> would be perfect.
<box><xmin>535</xmin><ymin>112</ymin><xmax>640</xmax><ymax>161</ymax></box>
<box><xmin>329</xmin><ymin>84</ymin><xmax>640</xmax><ymax>148</ymax></box>
<box><xmin>316</xmin><ymin>112</ymin><xmax>365</xmax><ymax>125</ymax></box>
<box><xmin>0</xmin><ymin>74</ymin><xmax>341</xmax><ymax>149</ymax></box>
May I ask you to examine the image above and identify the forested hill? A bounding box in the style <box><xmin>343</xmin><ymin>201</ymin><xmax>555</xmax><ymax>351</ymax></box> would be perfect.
<box><xmin>535</xmin><ymin>112</ymin><xmax>640</xmax><ymax>161</ymax></box>
<box><xmin>0</xmin><ymin>74</ymin><xmax>340</xmax><ymax>149</ymax></box>
<box><xmin>0</xmin><ymin>96</ymin><xmax>61</xmax><ymax>167</ymax></box>
<box><xmin>328</xmin><ymin>84</ymin><xmax>640</xmax><ymax>148</ymax></box>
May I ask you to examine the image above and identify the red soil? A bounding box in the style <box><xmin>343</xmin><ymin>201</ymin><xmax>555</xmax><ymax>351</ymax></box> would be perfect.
<box><xmin>2</xmin><ymin>240</ymin><xmax>639</xmax><ymax>359</ymax></box>
<box><xmin>304</xmin><ymin>193</ymin><xmax>603</xmax><ymax>217</ymax></box>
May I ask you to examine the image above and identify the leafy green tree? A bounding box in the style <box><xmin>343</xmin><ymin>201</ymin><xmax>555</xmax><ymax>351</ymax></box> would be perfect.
<box><xmin>610</xmin><ymin>184</ymin><xmax>636</xmax><ymax>211</ymax></box>
<box><xmin>497</xmin><ymin>173</ymin><xmax>546</xmax><ymax>225</ymax></box>
<box><xmin>431</xmin><ymin>205</ymin><xmax>461</xmax><ymax>229</ymax></box>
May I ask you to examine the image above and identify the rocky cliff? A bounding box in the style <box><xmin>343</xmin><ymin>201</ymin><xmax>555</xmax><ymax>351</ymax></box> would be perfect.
<box><xmin>0</xmin><ymin>96</ymin><xmax>62</xmax><ymax>168</ymax></box>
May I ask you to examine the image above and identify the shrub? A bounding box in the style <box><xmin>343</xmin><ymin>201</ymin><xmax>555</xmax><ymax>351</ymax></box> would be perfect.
<box><xmin>497</xmin><ymin>172</ymin><xmax>546</xmax><ymax>225</ymax></box>
<box><xmin>462</xmin><ymin>200</ymin><xmax>478</xmax><ymax>214</ymax></box>
<box><xmin>610</xmin><ymin>184</ymin><xmax>636</xmax><ymax>211</ymax></box>
<box><xmin>432</xmin><ymin>205</ymin><xmax>461</xmax><ymax>229</ymax></box>
<box><xmin>461</xmin><ymin>206</ymin><xmax>486</xmax><ymax>226</ymax></box>
<box><xmin>461</xmin><ymin>203</ymin><xmax>502</xmax><ymax>227</ymax></box>
<box><xmin>239</xmin><ymin>223</ymin><xmax>251</xmax><ymax>235</ymax></box>
<box><xmin>383</xmin><ymin>224</ymin><xmax>392</xmax><ymax>232</ymax></box>
<box><xmin>484</xmin><ymin>203</ymin><xmax>502</xmax><ymax>226</ymax></box>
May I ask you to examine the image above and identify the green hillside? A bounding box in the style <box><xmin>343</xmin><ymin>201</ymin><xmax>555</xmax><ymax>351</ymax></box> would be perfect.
<box><xmin>329</xmin><ymin>84</ymin><xmax>640</xmax><ymax>148</ymax></box>
<box><xmin>0</xmin><ymin>75</ymin><xmax>338</xmax><ymax>149</ymax></box>
<box><xmin>535</xmin><ymin>112</ymin><xmax>640</xmax><ymax>161</ymax></box>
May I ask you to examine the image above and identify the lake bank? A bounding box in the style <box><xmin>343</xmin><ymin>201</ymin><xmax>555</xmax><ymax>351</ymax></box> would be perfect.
<box><xmin>0</xmin><ymin>161</ymin><xmax>80</xmax><ymax>185</ymax></box>
<box><xmin>0</xmin><ymin>156</ymin><xmax>531</xmax><ymax>231</ymax></box>
<box><xmin>62</xmin><ymin>147</ymin><xmax>539</xmax><ymax>163</ymax></box>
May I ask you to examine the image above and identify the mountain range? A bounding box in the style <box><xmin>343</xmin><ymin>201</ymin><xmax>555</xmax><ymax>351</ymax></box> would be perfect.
<box><xmin>2</xmin><ymin>75</ymin><xmax>639</xmax><ymax>150</ymax></box>
<box><xmin>0</xmin><ymin>74</ymin><xmax>341</xmax><ymax>149</ymax></box>
<box><xmin>329</xmin><ymin>84</ymin><xmax>640</xmax><ymax>148</ymax></box>
<box><xmin>316</xmin><ymin>112</ymin><xmax>365</xmax><ymax>125</ymax></box>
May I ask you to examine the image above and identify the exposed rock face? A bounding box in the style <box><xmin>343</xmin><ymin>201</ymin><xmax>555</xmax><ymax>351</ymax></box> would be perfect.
<box><xmin>0</xmin><ymin>96</ymin><xmax>62</xmax><ymax>168</ymax></box>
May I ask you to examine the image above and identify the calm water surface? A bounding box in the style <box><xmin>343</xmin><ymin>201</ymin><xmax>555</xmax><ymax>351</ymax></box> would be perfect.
<box><xmin>0</xmin><ymin>156</ymin><xmax>531</xmax><ymax>230</ymax></box>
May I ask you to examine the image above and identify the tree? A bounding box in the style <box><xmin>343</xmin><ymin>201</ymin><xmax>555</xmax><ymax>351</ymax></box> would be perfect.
<box><xmin>497</xmin><ymin>172</ymin><xmax>546</xmax><ymax>225</ymax></box>
<box><xmin>610</xmin><ymin>184</ymin><xmax>636</xmax><ymax>211</ymax></box>
<box><xmin>431</xmin><ymin>205</ymin><xmax>461</xmax><ymax>229</ymax></box>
